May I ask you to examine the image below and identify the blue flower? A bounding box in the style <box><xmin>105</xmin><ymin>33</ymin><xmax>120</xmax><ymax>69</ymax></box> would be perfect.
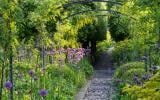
<box><xmin>39</xmin><ymin>89</ymin><xmax>48</xmax><ymax>97</ymax></box>
<box><xmin>28</xmin><ymin>70</ymin><xmax>34</xmax><ymax>77</ymax></box>
<box><xmin>34</xmin><ymin>76</ymin><xmax>38</xmax><ymax>81</ymax></box>
<box><xmin>133</xmin><ymin>75</ymin><xmax>141</xmax><ymax>85</ymax></box>
<box><xmin>142</xmin><ymin>74</ymin><xmax>149</xmax><ymax>80</ymax></box>
<box><xmin>133</xmin><ymin>76</ymin><xmax>138</xmax><ymax>81</ymax></box>
<box><xmin>4</xmin><ymin>81</ymin><xmax>12</xmax><ymax>90</ymax></box>
<box><xmin>152</xmin><ymin>66</ymin><xmax>159</xmax><ymax>71</ymax></box>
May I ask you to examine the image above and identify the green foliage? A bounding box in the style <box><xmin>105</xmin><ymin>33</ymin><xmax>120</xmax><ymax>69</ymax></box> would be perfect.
<box><xmin>113</xmin><ymin>62</ymin><xmax>146</xmax><ymax>84</ymax></box>
<box><xmin>78</xmin><ymin>57</ymin><xmax>94</xmax><ymax>77</ymax></box>
<box><xmin>109</xmin><ymin>16</ymin><xmax>131</xmax><ymax>42</ymax></box>
<box><xmin>77</xmin><ymin>17</ymin><xmax>108</xmax><ymax>48</ymax></box>
<box><xmin>1</xmin><ymin>57</ymin><xmax>93</xmax><ymax>99</ymax></box>
<box><xmin>113</xmin><ymin>61</ymin><xmax>160</xmax><ymax>100</ymax></box>
<box><xmin>122</xmin><ymin>70</ymin><xmax>160</xmax><ymax>100</ymax></box>
<box><xmin>97</xmin><ymin>32</ymin><xmax>113</xmax><ymax>53</ymax></box>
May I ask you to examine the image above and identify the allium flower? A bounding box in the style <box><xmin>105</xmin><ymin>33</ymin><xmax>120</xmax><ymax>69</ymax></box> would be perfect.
<box><xmin>34</xmin><ymin>76</ymin><xmax>38</xmax><ymax>81</ymax></box>
<box><xmin>28</xmin><ymin>70</ymin><xmax>34</xmax><ymax>77</ymax></box>
<box><xmin>4</xmin><ymin>81</ymin><xmax>12</xmax><ymax>90</ymax></box>
<box><xmin>39</xmin><ymin>89</ymin><xmax>48</xmax><ymax>97</ymax></box>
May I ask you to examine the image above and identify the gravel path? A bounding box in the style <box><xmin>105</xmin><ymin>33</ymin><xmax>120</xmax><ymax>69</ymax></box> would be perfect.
<box><xmin>75</xmin><ymin>48</ymin><xmax>115</xmax><ymax>100</ymax></box>
<box><xmin>83</xmin><ymin>69</ymin><xmax>114</xmax><ymax>100</ymax></box>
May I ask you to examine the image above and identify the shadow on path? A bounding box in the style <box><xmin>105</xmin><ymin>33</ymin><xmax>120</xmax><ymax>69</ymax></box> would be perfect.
<box><xmin>94</xmin><ymin>47</ymin><xmax>114</xmax><ymax>70</ymax></box>
<box><xmin>75</xmin><ymin>47</ymin><xmax>115</xmax><ymax>100</ymax></box>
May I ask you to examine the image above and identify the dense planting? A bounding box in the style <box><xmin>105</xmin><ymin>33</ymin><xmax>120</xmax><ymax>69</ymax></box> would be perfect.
<box><xmin>112</xmin><ymin>0</ymin><xmax>160</xmax><ymax>99</ymax></box>
<box><xmin>1</xmin><ymin>48</ymin><xmax>93</xmax><ymax>99</ymax></box>
<box><xmin>0</xmin><ymin>0</ymin><xmax>160</xmax><ymax>100</ymax></box>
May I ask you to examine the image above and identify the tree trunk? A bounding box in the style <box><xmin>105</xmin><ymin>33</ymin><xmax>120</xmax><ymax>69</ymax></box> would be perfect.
<box><xmin>82</xmin><ymin>41</ymin><xmax>89</xmax><ymax>49</ymax></box>
<box><xmin>91</xmin><ymin>41</ymin><xmax>96</xmax><ymax>64</ymax></box>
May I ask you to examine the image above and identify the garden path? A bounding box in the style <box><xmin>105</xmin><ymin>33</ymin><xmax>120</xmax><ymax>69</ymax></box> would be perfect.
<box><xmin>75</xmin><ymin>47</ymin><xmax>115</xmax><ymax>100</ymax></box>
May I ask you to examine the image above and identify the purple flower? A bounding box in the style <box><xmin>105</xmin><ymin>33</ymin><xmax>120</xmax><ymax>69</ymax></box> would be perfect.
<box><xmin>136</xmin><ymin>79</ymin><xmax>141</xmax><ymax>85</ymax></box>
<box><xmin>28</xmin><ymin>70</ymin><xmax>34</xmax><ymax>77</ymax></box>
<box><xmin>34</xmin><ymin>76</ymin><xmax>38</xmax><ymax>81</ymax></box>
<box><xmin>133</xmin><ymin>75</ymin><xmax>141</xmax><ymax>85</ymax></box>
<box><xmin>152</xmin><ymin>66</ymin><xmax>159</xmax><ymax>71</ymax></box>
<box><xmin>4</xmin><ymin>81</ymin><xmax>12</xmax><ymax>90</ymax></box>
<box><xmin>67</xmin><ymin>54</ymin><xmax>72</xmax><ymax>59</ymax></box>
<box><xmin>39</xmin><ymin>89</ymin><xmax>48</xmax><ymax>97</ymax></box>
<box><xmin>142</xmin><ymin>74</ymin><xmax>149</xmax><ymax>80</ymax></box>
<box><xmin>133</xmin><ymin>76</ymin><xmax>138</xmax><ymax>81</ymax></box>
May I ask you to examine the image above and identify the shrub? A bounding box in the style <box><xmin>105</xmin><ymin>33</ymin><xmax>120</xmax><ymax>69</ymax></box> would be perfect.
<box><xmin>114</xmin><ymin>61</ymin><xmax>160</xmax><ymax>100</ymax></box>
<box><xmin>113</xmin><ymin>62</ymin><xmax>147</xmax><ymax>84</ymax></box>
<box><xmin>123</xmin><ymin>70</ymin><xmax>160</xmax><ymax>99</ymax></box>
<box><xmin>78</xmin><ymin>57</ymin><xmax>94</xmax><ymax>77</ymax></box>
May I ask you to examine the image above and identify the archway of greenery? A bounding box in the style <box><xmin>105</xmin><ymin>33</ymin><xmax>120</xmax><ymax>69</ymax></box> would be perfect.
<box><xmin>0</xmin><ymin>0</ymin><xmax>160</xmax><ymax>100</ymax></box>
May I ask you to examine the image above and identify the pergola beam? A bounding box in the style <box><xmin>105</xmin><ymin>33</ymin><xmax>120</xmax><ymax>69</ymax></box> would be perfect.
<box><xmin>63</xmin><ymin>9</ymin><xmax>136</xmax><ymax>20</ymax></box>
<box><xmin>61</xmin><ymin>0</ymin><xmax>122</xmax><ymax>9</ymax></box>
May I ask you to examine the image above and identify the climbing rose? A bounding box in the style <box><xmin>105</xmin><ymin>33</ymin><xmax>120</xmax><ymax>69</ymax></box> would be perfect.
<box><xmin>39</xmin><ymin>89</ymin><xmax>48</xmax><ymax>97</ymax></box>
<box><xmin>4</xmin><ymin>81</ymin><xmax>12</xmax><ymax>90</ymax></box>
